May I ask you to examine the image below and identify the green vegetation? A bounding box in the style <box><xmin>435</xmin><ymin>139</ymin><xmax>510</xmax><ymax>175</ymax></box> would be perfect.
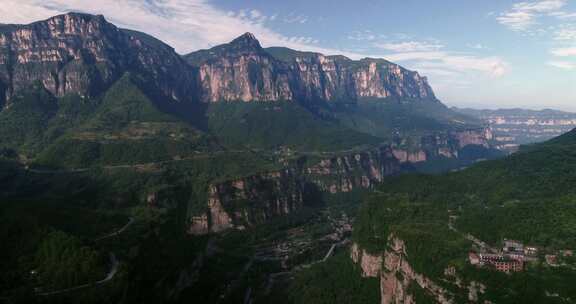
<box><xmin>34</xmin><ymin>230</ymin><xmax>107</xmax><ymax>290</ymax></box>
<box><xmin>205</xmin><ymin>101</ymin><xmax>380</xmax><ymax>151</ymax></box>
<box><xmin>0</xmin><ymin>40</ymin><xmax>503</xmax><ymax>304</ymax></box>
<box><xmin>0</xmin><ymin>199</ymin><xmax>123</xmax><ymax>295</ymax></box>
<box><xmin>0</xmin><ymin>83</ymin><xmax>58</xmax><ymax>154</ymax></box>
<box><xmin>354</xmin><ymin>193</ymin><xmax>470</xmax><ymax>277</ymax></box>
<box><xmin>286</xmin><ymin>253</ymin><xmax>380</xmax><ymax>304</ymax></box>
<box><xmin>333</xmin><ymin>99</ymin><xmax>481</xmax><ymax>140</ymax></box>
<box><xmin>35</xmin><ymin>74</ymin><xmax>214</xmax><ymax>168</ymax></box>
<box><xmin>352</xmin><ymin>129</ymin><xmax>576</xmax><ymax>302</ymax></box>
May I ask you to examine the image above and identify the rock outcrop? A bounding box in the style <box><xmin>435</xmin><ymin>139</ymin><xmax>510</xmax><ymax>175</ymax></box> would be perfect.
<box><xmin>0</xmin><ymin>13</ymin><xmax>194</xmax><ymax>104</ymax></box>
<box><xmin>189</xmin><ymin>147</ymin><xmax>403</xmax><ymax>234</ymax></box>
<box><xmin>185</xmin><ymin>36</ymin><xmax>436</xmax><ymax>104</ymax></box>
<box><xmin>189</xmin><ymin>168</ymin><xmax>305</xmax><ymax>234</ymax></box>
<box><xmin>188</xmin><ymin>130</ymin><xmax>496</xmax><ymax>235</ymax></box>
<box><xmin>351</xmin><ymin>237</ymin><xmax>453</xmax><ymax>304</ymax></box>
<box><xmin>391</xmin><ymin>128</ymin><xmax>493</xmax><ymax>163</ymax></box>
<box><xmin>351</xmin><ymin>235</ymin><xmax>487</xmax><ymax>304</ymax></box>
<box><xmin>1</xmin><ymin>14</ymin><xmax>439</xmax><ymax>111</ymax></box>
<box><xmin>305</xmin><ymin>146</ymin><xmax>401</xmax><ymax>193</ymax></box>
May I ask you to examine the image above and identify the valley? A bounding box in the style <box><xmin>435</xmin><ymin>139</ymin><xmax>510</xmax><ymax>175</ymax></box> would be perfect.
<box><xmin>0</xmin><ymin>10</ymin><xmax>574</xmax><ymax>304</ymax></box>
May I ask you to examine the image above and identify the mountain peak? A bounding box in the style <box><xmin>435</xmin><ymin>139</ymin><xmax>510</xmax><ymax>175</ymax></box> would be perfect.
<box><xmin>229</xmin><ymin>32</ymin><xmax>261</xmax><ymax>50</ymax></box>
<box><xmin>45</xmin><ymin>12</ymin><xmax>107</xmax><ymax>24</ymax></box>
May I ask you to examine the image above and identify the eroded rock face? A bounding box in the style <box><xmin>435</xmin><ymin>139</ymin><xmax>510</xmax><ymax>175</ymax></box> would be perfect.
<box><xmin>189</xmin><ymin>168</ymin><xmax>304</xmax><ymax>234</ymax></box>
<box><xmin>391</xmin><ymin>128</ymin><xmax>493</xmax><ymax>164</ymax></box>
<box><xmin>453</xmin><ymin>130</ymin><xmax>490</xmax><ymax>148</ymax></box>
<box><xmin>189</xmin><ymin>147</ymin><xmax>403</xmax><ymax>235</ymax></box>
<box><xmin>0</xmin><ymin>13</ymin><xmax>194</xmax><ymax>102</ymax></box>
<box><xmin>351</xmin><ymin>236</ymin><xmax>453</xmax><ymax>304</ymax></box>
<box><xmin>185</xmin><ymin>35</ymin><xmax>436</xmax><ymax>104</ymax></box>
<box><xmin>306</xmin><ymin>146</ymin><xmax>401</xmax><ymax>193</ymax></box>
<box><xmin>193</xmin><ymin>34</ymin><xmax>293</xmax><ymax>102</ymax></box>
<box><xmin>351</xmin><ymin>236</ymin><xmax>488</xmax><ymax>304</ymax></box>
<box><xmin>351</xmin><ymin>243</ymin><xmax>384</xmax><ymax>278</ymax></box>
<box><xmin>392</xmin><ymin>149</ymin><xmax>428</xmax><ymax>163</ymax></box>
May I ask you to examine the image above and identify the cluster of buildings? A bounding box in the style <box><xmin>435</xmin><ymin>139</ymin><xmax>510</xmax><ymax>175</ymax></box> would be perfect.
<box><xmin>469</xmin><ymin>240</ymin><xmax>538</xmax><ymax>273</ymax></box>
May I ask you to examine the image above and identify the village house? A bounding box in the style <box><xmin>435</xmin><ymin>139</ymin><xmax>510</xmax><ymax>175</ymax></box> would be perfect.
<box><xmin>524</xmin><ymin>246</ymin><xmax>538</xmax><ymax>256</ymax></box>
<box><xmin>468</xmin><ymin>239</ymin><xmax>531</xmax><ymax>273</ymax></box>
<box><xmin>478</xmin><ymin>253</ymin><xmax>524</xmax><ymax>273</ymax></box>
<box><xmin>469</xmin><ymin>252</ymin><xmax>480</xmax><ymax>265</ymax></box>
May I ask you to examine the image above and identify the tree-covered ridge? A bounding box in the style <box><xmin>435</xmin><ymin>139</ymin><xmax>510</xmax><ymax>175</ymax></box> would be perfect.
<box><xmin>353</xmin><ymin>130</ymin><xmax>576</xmax><ymax>302</ymax></box>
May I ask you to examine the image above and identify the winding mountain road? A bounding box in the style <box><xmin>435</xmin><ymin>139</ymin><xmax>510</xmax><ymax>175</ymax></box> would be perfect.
<box><xmin>95</xmin><ymin>217</ymin><xmax>134</xmax><ymax>241</ymax></box>
<box><xmin>38</xmin><ymin>217</ymin><xmax>133</xmax><ymax>296</ymax></box>
<box><xmin>39</xmin><ymin>253</ymin><xmax>118</xmax><ymax>296</ymax></box>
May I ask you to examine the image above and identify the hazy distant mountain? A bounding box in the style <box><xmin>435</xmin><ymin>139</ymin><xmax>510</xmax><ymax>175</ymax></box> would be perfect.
<box><xmin>453</xmin><ymin>107</ymin><xmax>576</xmax><ymax>153</ymax></box>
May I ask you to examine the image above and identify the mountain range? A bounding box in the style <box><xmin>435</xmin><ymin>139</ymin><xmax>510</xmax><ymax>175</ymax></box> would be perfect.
<box><xmin>0</xmin><ymin>12</ymin><xmax>519</xmax><ymax>304</ymax></box>
<box><xmin>454</xmin><ymin>107</ymin><xmax>576</xmax><ymax>153</ymax></box>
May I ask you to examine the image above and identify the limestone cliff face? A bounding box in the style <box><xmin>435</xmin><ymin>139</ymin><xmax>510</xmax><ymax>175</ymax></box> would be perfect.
<box><xmin>184</xmin><ymin>35</ymin><xmax>436</xmax><ymax>104</ymax></box>
<box><xmin>351</xmin><ymin>238</ymin><xmax>453</xmax><ymax>304</ymax></box>
<box><xmin>190</xmin><ymin>33</ymin><xmax>293</xmax><ymax>103</ymax></box>
<box><xmin>305</xmin><ymin>146</ymin><xmax>401</xmax><ymax>193</ymax></box>
<box><xmin>188</xmin><ymin>168</ymin><xmax>304</xmax><ymax>234</ymax></box>
<box><xmin>0</xmin><ymin>13</ymin><xmax>194</xmax><ymax>104</ymax></box>
<box><xmin>0</xmin><ymin>15</ymin><xmax>439</xmax><ymax>109</ymax></box>
<box><xmin>189</xmin><ymin>147</ymin><xmax>403</xmax><ymax>235</ymax></box>
<box><xmin>287</xmin><ymin>55</ymin><xmax>435</xmax><ymax>102</ymax></box>
<box><xmin>187</xmin><ymin>133</ymin><xmax>494</xmax><ymax>235</ymax></box>
<box><xmin>351</xmin><ymin>236</ymin><xmax>487</xmax><ymax>304</ymax></box>
<box><xmin>392</xmin><ymin>128</ymin><xmax>493</xmax><ymax>164</ymax></box>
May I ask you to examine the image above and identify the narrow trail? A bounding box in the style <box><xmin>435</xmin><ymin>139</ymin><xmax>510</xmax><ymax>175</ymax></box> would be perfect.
<box><xmin>38</xmin><ymin>253</ymin><xmax>118</xmax><ymax>296</ymax></box>
<box><xmin>95</xmin><ymin>217</ymin><xmax>134</xmax><ymax>241</ymax></box>
<box><xmin>448</xmin><ymin>215</ymin><xmax>497</xmax><ymax>253</ymax></box>
<box><xmin>322</xmin><ymin>244</ymin><xmax>336</xmax><ymax>262</ymax></box>
<box><xmin>24</xmin><ymin>146</ymin><xmax>373</xmax><ymax>175</ymax></box>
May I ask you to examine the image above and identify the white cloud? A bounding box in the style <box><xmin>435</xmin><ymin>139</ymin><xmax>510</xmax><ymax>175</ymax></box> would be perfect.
<box><xmin>0</xmin><ymin>0</ymin><xmax>509</xmax><ymax>89</ymax></box>
<box><xmin>549</xmin><ymin>11</ymin><xmax>576</xmax><ymax>19</ymax></box>
<box><xmin>374</xmin><ymin>41</ymin><xmax>444</xmax><ymax>52</ymax></box>
<box><xmin>467</xmin><ymin>43</ymin><xmax>488</xmax><ymax>50</ymax></box>
<box><xmin>554</xmin><ymin>25</ymin><xmax>576</xmax><ymax>40</ymax></box>
<box><xmin>514</xmin><ymin>0</ymin><xmax>566</xmax><ymax>13</ymax></box>
<box><xmin>550</xmin><ymin>47</ymin><xmax>576</xmax><ymax>56</ymax></box>
<box><xmin>0</xmin><ymin>0</ymin><xmax>324</xmax><ymax>54</ymax></box>
<box><xmin>382</xmin><ymin>51</ymin><xmax>508</xmax><ymax>77</ymax></box>
<box><xmin>249</xmin><ymin>9</ymin><xmax>262</xmax><ymax>20</ymax></box>
<box><xmin>283</xmin><ymin>13</ymin><xmax>308</xmax><ymax>24</ymax></box>
<box><xmin>547</xmin><ymin>61</ymin><xmax>576</xmax><ymax>69</ymax></box>
<box><xmin>497</xmin><ymin>0</ymin><xmax>567</xmax><ymax>31</ymax></box>
<box><xmin>347</xmin><ymin>30</ymin><xmax>378</xmax><ymax>41</ymax></box>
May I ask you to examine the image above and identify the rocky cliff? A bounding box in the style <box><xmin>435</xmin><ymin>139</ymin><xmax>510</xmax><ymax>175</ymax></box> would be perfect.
<box><xmin>188</xmin><ymin>168</ymin><xmax>305</xmax><ymax>234</ymax></box>
<box><xmin>184</xmin><ymin>34</ymin><xmax>436</xmax><ymax>104</ymax></box>
<box><xmin>0</xmin><ymin>13</ymin><xmax>194</xmax><ymax>105</ymax></box>
<box><xmin>189</xmin><ymin>147</ymin><xmax>403</xmax><ymax>234</ymax></box>
<box><xmin>351</xmin><ymin>236</ymin><xmax>487</xmax><ymax>304</ymax></box>
<box><xmin>392</xmin><ymin>128</ymin><xmax>494</xmax><ymax>163</ymax></box>
<box><xmin>188</xmin><ymin>132</ymin><xmax>497</xmax><ymax>235</ymax></box>
<box><xmin>304</xmin><ymin>146</ymin><xmax>401</xmax><ymax>193</ymax></box>
<box><xmin>0</xmin><ymin>14</ymin><xmax>438</xmax><ymax>111</ymax></box>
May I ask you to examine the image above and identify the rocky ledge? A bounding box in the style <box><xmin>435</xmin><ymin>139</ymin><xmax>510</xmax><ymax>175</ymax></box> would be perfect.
<box><xmin>351</xmin><ymin>235</ymin><xmax>488</xmax><ymax>304</ymax></box>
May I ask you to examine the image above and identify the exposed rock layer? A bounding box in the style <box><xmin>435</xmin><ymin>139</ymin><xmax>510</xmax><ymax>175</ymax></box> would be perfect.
<box><xmin>0</xmin><ymin>13</ymin><xmax>194</xmax><ymax>103</ymax></box>
<box><xmin>2</xmin><ymin>14</ymin><xmax>437</xmax><ymax>109</ymax></box>
<box><xmin>189</xmin><ymin>169</ymin><xmax>305</xmax><ymax>234</ymax></box>
<box><xmin>351</xmin><ymin>236</ymin><xmax>487</xmax><ymax>304</ymax></box>
<box><xmin>185</xmin><ymin>35</ymin><xmax>436</xmax><ymax>104</ymax></box>
<box><xmin>188</xmin><ymin>129</ymin><xmax>494</xmax><ymax>234</ymax></box>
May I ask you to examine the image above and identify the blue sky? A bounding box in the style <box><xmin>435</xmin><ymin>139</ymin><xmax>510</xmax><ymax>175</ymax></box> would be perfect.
<box><xmin>1</xmin><ymin>0</ymin><xmax>575</xmax><ymax>110</ymax></box>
